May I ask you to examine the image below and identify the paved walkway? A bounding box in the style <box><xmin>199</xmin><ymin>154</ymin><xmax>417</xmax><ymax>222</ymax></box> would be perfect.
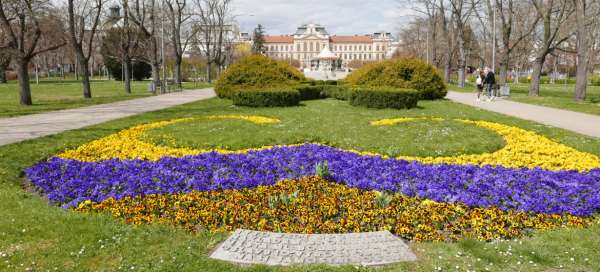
<box><xmin>0</xmin><ymin>88</ymin><xmax>216</xmax><ymax>146</ymax></box>
<box><xmin>447</xmin><ymin>91</ymin><xmax>600</xmax><ymax>138</ymax></box>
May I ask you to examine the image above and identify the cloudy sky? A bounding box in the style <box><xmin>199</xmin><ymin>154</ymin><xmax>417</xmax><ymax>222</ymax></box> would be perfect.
<box><xmin>232</xmin><ymin>0</ymin><xmax>415</xmax><ymax>35</ymax></box>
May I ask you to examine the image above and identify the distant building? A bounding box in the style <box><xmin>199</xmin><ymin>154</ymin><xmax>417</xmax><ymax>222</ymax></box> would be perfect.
<box><xmin>261</xmin><ymin>23</ymin><xmax>398</xmax><ymax>70</ymax></box>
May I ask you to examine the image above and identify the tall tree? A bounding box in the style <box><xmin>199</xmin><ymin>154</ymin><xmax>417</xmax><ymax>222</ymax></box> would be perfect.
<box><xmin>573</xmin><ymin>0</ymin><xmax>600</xmax><ymax>101</ymax></box>
<box><xmin>0</xmin><ymin>0</ymin><xmax>65</xmax><ymax>105</ymax></box>
<box><xmin>252</xmin><ymin>24</ymin><xmax>265</xmax><ymax>54</ymax></box>
<box><xmin>0</xmin><ymin>29</ymin><xmax>10</xmax><ymax>83</ymax></box>
<box><xmin>66</xmin><ymin>0</ymin><xmax>103</xmax><ymax>99</ymax></box>
<box><xmin>129</xmin><ymin>0</ymin><xmax>162</xmax><ymax>93</ymax></box>
<box><xmin>449</xmin><ymin>0</ymin><xmax>478</xmax><ymax>87</ymax></box>
<box><xmin>121</xmin><ymin>0</ymin><xmax>134</xmax><ymax>93</ymax></box>
<box><xmin>439</xmin><ymin>0</ymin><xmax>454</xmax><ymax>83</ymax></box>
<box><xmin>528</xmin><ymin>0</ymin><xmax>574</xmax><ymax>96</ymax></box>
<box><xmin>194</xmin><ymin>0</ymin><xmax>232</xmax><ymax>83</ymax></box>
<box><xmin>164</xmin><ymin>0</ymin><xmax>193</xmax><ymax>87</ymax></box>
<box><xmin>495</xmin><ymin>0</ymin><xmax>539</xmax><ymax>85</ymax></box>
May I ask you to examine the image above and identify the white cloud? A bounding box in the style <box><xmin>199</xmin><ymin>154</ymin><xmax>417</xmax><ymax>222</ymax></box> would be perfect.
<box><xmin>232</xmin><ymin>0</ymin><xmax>414</xmax><ymax>35</ymax></box>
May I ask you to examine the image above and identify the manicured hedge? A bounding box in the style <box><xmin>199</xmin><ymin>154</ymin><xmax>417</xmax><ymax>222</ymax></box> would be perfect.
<box><xmin>215</xmin><ymin>55</ymin><xmax>305</xmax><ymax>98</ymax></box>
<box><xmin>322</xmin><ymin>85</ymin><xmax>352</xmax><ymax>100</ymax></box>
<box><xmin>345</xmin><ymin>58</ymin><xmax>447</xmax><ymax>100</ymax></box>
<box><xmin>232</xmin><ymin>88</ymin><xmax>301</xmax><ymax>107</ymax></box>
<box><xmin>296</xmin><ymin>85</ymin><xmax>324</xmax><ymax>100</ymax></box>
<box><xmin>349</xmin><ymin>87</ymin><xmax>419</xmax><ymax>109</ymax></box>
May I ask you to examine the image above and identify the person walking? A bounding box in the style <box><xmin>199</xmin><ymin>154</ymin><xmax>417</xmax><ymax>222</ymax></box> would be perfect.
<box><xmin>475</xmin><ymin>68</ymin><xmax>485</xmax><ymax>101</ymax></box>
<box><xmin>483</xmin><ymin>67</ymin><xmax>496</xmax><ymax>101</ymax></box>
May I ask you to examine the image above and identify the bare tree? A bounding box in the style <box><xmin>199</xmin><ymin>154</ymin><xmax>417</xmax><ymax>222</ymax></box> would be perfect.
<box><xmin>129</xmin><ymin>0</ymin><xmax>162</xmax><ymax>93</ymax></box>
<box><xmin>439</xmin><ymin>0</ymin><xmax>454</xmax><ymax>83</ymax></box>
<box><xmin>164</xmin><ymin>0</ymin><xmax>193</xmax><ymax>86</ymax></box>
<box><xmin>0</xmin><ymin>0</ymin><xmax>65</xmax><ymax>105</ymax></box>
<box><xmin>66</xmin><ymin>0</ymin><xmax>103</xmax><ymax>98</ymax></box>
<box><xmin>528</xmin><ymin>0</ymin><xmax>574</xmax><ymax>96</ymax></box>
<box><xmin>449</xmin><ymin>0</ymin><xmax>478</xmax><ymax>87</ymax></box>
<box><xmin>573</xmin><ymin>0</ymin><xmax>600</xmax><ymax>101</ymax></box>
<box><xmin>194</xmin><ymin>0</ymin><xmax>231</xmax><ymax>82</ymax></box>
<box><xmin>495</xmin><ymin>0</ymin><xmax>539</xmax><ymax>85</ymax></box>
<box><xmin>0</xmin><ymin>28</ymin><xmax>10</xmax><ymax>83</ymax></box>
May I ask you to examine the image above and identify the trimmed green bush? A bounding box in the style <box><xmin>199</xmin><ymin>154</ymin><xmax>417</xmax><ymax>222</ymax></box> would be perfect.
<box><xmin>322</xmin><ymin>85</ymin><xmax>352</xmax><ymax>100</ymax></box>
<box><xmin>345</xmin><ymin>58</ymin><xmax>447</xmax><ymax>100</ymax></box>
<box><xmin>232</xmin><ymin>88</ymin><xmax>301</xmax><ymax>107</ymax></box>
<box><xmin>215</xmin><ymin>55</ymin><xmax>305</xmax><ymax>98</ymax></box>
<box><xmin>349</xmin><ymin>87</ymin><xmax>419</xmax><ymax>109</ymax></box>
<box><xmin>295</xmin><ymin>85</ymin><xmax>324</xmax><ymax>100</ymax></box>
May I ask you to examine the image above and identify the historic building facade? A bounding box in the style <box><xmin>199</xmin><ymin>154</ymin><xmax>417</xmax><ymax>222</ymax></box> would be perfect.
<box><xmin>262</xmin><ymin>24</ymin><xmax>397</xmax><ymax>70</ymax></box>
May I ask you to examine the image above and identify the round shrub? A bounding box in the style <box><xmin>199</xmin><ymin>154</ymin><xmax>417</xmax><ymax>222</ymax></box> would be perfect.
<box><xmin>349</xmin><ymin>87</ymin><xmax>419</xmax><ymax>109</ymax></box>
<box><xmin>215</xmin><ymin>55</ymin><xmax>305</xmax><ymax>98</ymax></box>
<box><xmin>345</xmin><ymin>58</ymin><xmax>447</xmax><ymax>100</ymax></box>
<box><xmin>232</xmin><ymin>88</ymin><xmax>301</xmax><ymax>107</ymax></box>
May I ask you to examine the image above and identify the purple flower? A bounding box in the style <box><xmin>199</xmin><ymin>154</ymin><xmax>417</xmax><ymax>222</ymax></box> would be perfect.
<box><xmin>25</xmin><ymin>144</ymin><xmax>600</xmax><ymax>216</ymax></box>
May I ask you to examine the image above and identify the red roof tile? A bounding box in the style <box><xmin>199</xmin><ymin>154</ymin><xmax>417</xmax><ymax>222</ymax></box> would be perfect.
<box><xmin>329</xmin><ymin>35</ymin><xmax>373</xmax><ymax>43</ymax></box>
<box><xmin>264</xmin><ymin>35</ymin><xmax>293</xmax><ymax>43</ymax></box>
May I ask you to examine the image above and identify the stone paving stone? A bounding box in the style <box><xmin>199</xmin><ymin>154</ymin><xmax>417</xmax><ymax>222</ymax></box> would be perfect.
<box><xmin>210</xmin><ymin>229</ymin><xmax>417</xmax><ymax>266</ymax></box>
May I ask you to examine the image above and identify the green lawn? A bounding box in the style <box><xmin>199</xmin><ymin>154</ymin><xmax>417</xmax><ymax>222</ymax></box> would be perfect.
<box><xmin>0</xmin><ymin>79</ymin><xmax>211</xmax><ymax>118</ymax></box>
<box><xmin>450</xmin><ymin>82</ymin><xmax>600</xmax><ymax>116</ymax></box>
<box><xmin>1</xmin><ymin>98</ymin><xmax>600</xmax><ymax>271</ymax></box>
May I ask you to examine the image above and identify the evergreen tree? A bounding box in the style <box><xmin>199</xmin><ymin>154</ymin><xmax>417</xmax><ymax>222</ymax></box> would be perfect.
<box><xmin>252</xmin><ymin>24</ymin><xmax>266</xmax><ymax>54</ymax></box>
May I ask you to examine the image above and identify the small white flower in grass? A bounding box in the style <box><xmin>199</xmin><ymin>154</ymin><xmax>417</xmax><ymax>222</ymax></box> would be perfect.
<box><xmin>570</xmin><ymin>257</ymin><xmax>575</xmax><ymax>262</ymax></box>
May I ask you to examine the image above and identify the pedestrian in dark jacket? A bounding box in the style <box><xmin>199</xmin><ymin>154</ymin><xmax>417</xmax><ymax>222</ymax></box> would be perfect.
<box><xmin>484</xmin><ymin>67</ymin><xmax>496</xmax><ymax>101</ymax></box>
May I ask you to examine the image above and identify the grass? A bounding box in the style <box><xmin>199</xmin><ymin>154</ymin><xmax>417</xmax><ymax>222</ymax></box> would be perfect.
<box><xmin>450</xmin><ymin>82</ymin><xmax>600</xmax><ymax>116</ymax></box>
<box><xmin>1</xmin><ymin>98</ymin><xmax>600</xmax><ymax>271</ymax></box>
<box><xmin>0</xmin><ymin>79</ymin><xmax>212</xmax><ymax>118</ymax></box>
<box><xmin>145</xmin><ymin>102</ymin><xmax>506</xmax><ymax>158</ymax></box>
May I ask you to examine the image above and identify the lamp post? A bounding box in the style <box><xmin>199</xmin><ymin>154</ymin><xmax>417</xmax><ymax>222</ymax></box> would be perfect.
<box><xmin>492</xmin><ymin>0</ymin><xmax>496</xmax><ymax>72</ymax></box>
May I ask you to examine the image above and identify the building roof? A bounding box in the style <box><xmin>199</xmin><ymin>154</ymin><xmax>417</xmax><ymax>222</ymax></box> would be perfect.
<box><xmin>264</xmin><ymin>35</ymin><xmax>293</xmax><ymax>43</ymax></box>
<box><xmin>329</xmin><ymin>35</ymin><xmax>373</xmax><ymax>43</ymax></box>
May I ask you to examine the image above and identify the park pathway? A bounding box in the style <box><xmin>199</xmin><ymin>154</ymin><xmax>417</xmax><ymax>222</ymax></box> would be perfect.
<box><xmin>0</xmin><ymin>88</ymin><xmax>216</xmax><ymax>146</ymax></box>
<box><xmin>447</xmin><ymin>91</ymin><xmax>600</xmax><ymax>138</ymax></box>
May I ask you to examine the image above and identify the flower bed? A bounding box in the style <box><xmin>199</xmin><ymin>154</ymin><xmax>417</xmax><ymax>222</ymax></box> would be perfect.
<box><xmin>76</xmin><ymin>176</ymin><xmax>592</xmax><ymax>242</ymax></box>
<box><xmin>24</xmin><ymin>115</ymin><xmax>600</xmax><ymax>241</ymax></box>
<box><xmin>27</xmin><ymin>144</ymin><xmax>600</xmax><ymax>216</ymax></box>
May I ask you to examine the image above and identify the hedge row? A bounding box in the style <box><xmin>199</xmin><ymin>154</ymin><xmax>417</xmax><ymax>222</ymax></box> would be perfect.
<box><xmin>349</xmin><ymin>87</ymin><xmax>419</xmax><ymax>109</ymax></box>
<box><xmin>232</xmin><ymin>88</ymin><xmax>301</xmax><ymax>107</ymax></box>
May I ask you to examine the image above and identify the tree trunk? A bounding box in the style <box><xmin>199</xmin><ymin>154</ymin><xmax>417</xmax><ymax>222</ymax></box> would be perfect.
<box><xmin>174</xmin><ymin>56</ymin><xmax>182</xmax><ymax>87</ymax></box>
<box><xmin>16</xmin><ymin>59</ymin><xmax>33</xmax><ymax>105</ymax></box>
<box><xmin>123</xmin><ymin>57</ymin><xmax>132</xmax><ymax>94</ymax></box>
<box><xmin>206</xmin><ymin>62</ymin><xmax>212</xmax><ymax>83</ymax></box>
<box><xmin>151</xmin><ymin>63</ymin><xmax>160</xmax><ymax>95</ymax></box>
<box><xmin>79</xmin><ymin>57</ymin><xmax>92</xmax><ymax>98</ymax></box>
<box><xmin>529</xmin><ymin>56</ymin><xmax>545</xmax><ymax>96</ymax></box>
<box><xmin>574</xmin><ymin>63</ymin><xmax>588</xmax><ymax>101</ymax></box>
<box><xmin>0</xmin><ymin>65</ymin><xmax>6</xmax><ymax>83</ymax></box>
<box><xmin>499</xmin><ymin>49</ymin><xmax>510</xmax><ymax>85</ymax></box>
<box><xmin>574</xmin><ymin>0</ymin><xmax>588</xmax><ymax>102</ymax></box>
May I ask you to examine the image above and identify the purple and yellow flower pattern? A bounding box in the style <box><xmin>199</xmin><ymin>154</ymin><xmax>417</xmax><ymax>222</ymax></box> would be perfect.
<box><xmin>25</xmin><ymin>115</ymin><xmax>600</xmax><ymax>241</ymax></box>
